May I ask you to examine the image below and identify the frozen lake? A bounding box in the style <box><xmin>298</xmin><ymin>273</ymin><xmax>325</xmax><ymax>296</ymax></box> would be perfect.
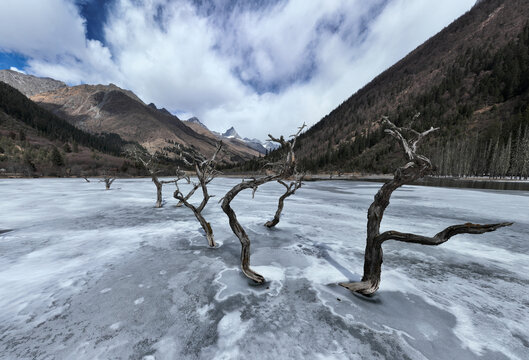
<box><xmin>0</xmin><ymin>178</ymin><xmax>528</xmax><ymax>359</ymax></box>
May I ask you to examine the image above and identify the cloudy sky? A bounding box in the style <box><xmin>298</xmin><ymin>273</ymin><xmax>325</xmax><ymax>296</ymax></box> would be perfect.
<box><xmin>0</xmin><ymin>0</ymin><xmax>475</xmax><ymax>140</ymax></box>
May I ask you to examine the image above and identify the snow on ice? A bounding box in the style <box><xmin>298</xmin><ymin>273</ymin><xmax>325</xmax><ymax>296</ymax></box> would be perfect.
<box><xmin>0</xmin><ymin>178</ymin><xmax>528</xmax><ymax>359</ymax></box>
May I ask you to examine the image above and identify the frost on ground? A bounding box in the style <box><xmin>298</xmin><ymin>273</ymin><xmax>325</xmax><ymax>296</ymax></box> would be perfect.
<box><xmin>0</xmin><ymin>178</ymin><xmax>528</xmax><ymax>359</ymax></box>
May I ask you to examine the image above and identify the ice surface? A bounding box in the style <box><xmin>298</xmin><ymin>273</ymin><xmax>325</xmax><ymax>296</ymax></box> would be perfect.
<box><xmin>0</xmin><ymin>178</ymin><xmax>528</xmax><ymax>359</ymax></box>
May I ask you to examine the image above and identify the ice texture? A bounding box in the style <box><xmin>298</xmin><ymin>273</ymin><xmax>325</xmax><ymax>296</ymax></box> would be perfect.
<box><xmin>0</xmin><ymin>178</ymin><xmax>528</xmax><ymax>359</ymax></box>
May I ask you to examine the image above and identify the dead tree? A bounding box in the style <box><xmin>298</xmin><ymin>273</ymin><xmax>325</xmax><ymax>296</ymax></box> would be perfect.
<box><xmin>82</xmin><ymin>176</ymin><xmax>90</xmax><ymax>183</ymax></box>
<box><xmin>173</xmin><ymin>142</ymin><xmax>223</xmax><ymax>247</ymax></box>
<box><xmin>100</xmin><ymin>174</ymin><xmax>116</xmax><ymax>190</ymax></box>
<box><xmin>339</xmin><ymin>116</ymin><xmax>513</xmax><ymax>296</ymax></box>
<box><xmin>127</xmin><ymin>148</ymin><xmax>181</xmax><ymax>208</ymax></box>
<box><xmin>175</xmin><ymin>182</ymin><xmax>199</xmax><ymax>208</ymax></box>
<box><xmin>221</xmin><ymin>124</ymin><xmax>306</xmax><ymax>283</ymax></box>
<box><xmin>264</xmin><ymin>176</ymin><xmax>303</xmax><ymax>228</ymax></box>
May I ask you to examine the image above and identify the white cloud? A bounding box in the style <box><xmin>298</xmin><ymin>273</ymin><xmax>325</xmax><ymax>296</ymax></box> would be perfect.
<box><xmin>0</xmin><ymin>0</ymin><xmax>86</xmax><ymax>58</ymax></box>
<box><xmin>9</xmin><ymin>67</ymin><xmax>26</xmax><ymax>74</ymax></box>
<box><xmin>0</xmin><ymin>0</ymin><xmax>476</xmax><ymax>140</ymax></box>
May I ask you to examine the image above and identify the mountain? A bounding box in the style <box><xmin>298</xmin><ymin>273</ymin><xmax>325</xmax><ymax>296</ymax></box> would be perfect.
<box><xmin>0</xmin><ymin>81</ymin><xmax>132</xmax><ymax>177</ymax></box>
<box><xmin>222</xmin><ymin>127</ymin><xmax>241</xmax><ymax>139</ymax></box>
<box><xmin>218</xmin><ymin>127</ymin><xmax>277</xmax><ymax>154</ymax></box>
<box><xmin>147</xmin><ymin>103</ymin><xmax>172</xmax><ymax>116</ymax></box>
<box><xmin>243</xmin><ymin>137</ymin><xmax>268</xmax><ymax>153</ymax></box>
<box><xmin>262</xmin><ymin>140</ymin><xmax>280</xmax><ymax>152</ymax></box>
<box><xmin>0</xmin><ymin>69</ymin><xmax>66</xmax><ymax>96</ymax></box>
<box><xmin>181</xmin><ymin>117</ymin><xmax>262</xmax><ymax>159</ymax></box>
<box><xmin>293</xmin><ymin>0</ymin><xmax>529</xmax><ymax>177</ymax></box>
<box><xmin>184</xmin><ymin>119</ymin><xmax>270</xmax><ymax>155</ymax></box>
<box><xmin>186</xmin><ymin>117</ymin><xmax>207</xmax><ymax>129</ymax></box>
<box><xmin>29</xmin><ymin>83</ymin><xmax>260</xmax><ymax>162</ymax></box>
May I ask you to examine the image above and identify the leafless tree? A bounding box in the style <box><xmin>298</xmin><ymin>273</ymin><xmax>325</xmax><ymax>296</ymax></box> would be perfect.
<box><xmin>264</xmin><ymin>176</ymin><xmax>303</xmax><ymax>228</ymax></box>
<box><xmin>175</xmin><ymin>182</ymin><xmax>200</xmax><ymax>208</ymax></box>
<box><xmin>100</xmin><ymin>173</ymin><xmax>116</xmax><ymax>190</ymax></box>
<box><xmin>127</xmin><ymin>147</ymin><xmax>181</xmax><ymax>208</ymax></box>
<box><xmin>221</xmin><ymin>124</ymin><xmax>306</xmax><ymax>283</ymax></box>
<box><xmin>339</xmin><ymin>116</ymin><xmax>513</xmax><ymax>296</ymax></box>
<box><xmin>173</xmin><ymin>142</ymin><xmax>223</xmax><ymax>247</ymax></box>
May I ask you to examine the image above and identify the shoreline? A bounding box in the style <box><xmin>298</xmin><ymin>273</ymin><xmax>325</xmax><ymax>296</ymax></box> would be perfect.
<box><xmin>1</xmin><ymin>173</ymin><xmax>528</xmax><ymax>191</ymax></box>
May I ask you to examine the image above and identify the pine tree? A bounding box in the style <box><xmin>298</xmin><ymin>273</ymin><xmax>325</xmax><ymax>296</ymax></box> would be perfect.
<box><xmin>51</xmin><ymin>146</ymin><xmax>64</xmax><ymax>167</ymax></box>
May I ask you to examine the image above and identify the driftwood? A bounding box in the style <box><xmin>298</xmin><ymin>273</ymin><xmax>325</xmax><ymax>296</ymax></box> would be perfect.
<box><xmin>173</xmin><ymin>142</ymin><xmax>223</xmax><ymax>247</ymax></box>
<box><xmin>264</xmin><ymin>177</ymin><xmax>303</xmax><ymax>228</ymax></box>
<box><xmin>339</xmin><ymin>116</ymin><xmax>513</xmax><ymax>295</ymax></box>
<box><xmin>221</xmin><ymin>124</ymin><xmax>306</xmax><ymax>283</ymax></box>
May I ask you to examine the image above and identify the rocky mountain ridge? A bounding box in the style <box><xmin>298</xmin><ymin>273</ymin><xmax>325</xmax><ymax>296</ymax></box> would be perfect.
<box><xmin>184</xmin><ymin>119</ymin><xmax>277</xmax><ymax>154</ymax></box>
<box><xmin>14</xmin><ymin>78</ymin><xmax>261</xmax><ymax>162</ymax></box>
<box><xmin>0</xmin><ymin>69</ymin><xmax>66</xmax><ymax>97</ymax></box>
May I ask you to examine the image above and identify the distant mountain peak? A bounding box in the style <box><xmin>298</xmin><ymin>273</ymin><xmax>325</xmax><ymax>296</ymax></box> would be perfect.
<box><xmin>186</xmin><ymin>117</ymin><xmax>208</xmax><ymax>129</ymax></box>
<box><xmin>147</xmin><ymin>102</ymin><xmax>172</xmax><ymax>116</ymax></box>
<box><xmin>222</xmin><ymin>126</ymin><xmax>241</xmax><ymax>139</ymax></box>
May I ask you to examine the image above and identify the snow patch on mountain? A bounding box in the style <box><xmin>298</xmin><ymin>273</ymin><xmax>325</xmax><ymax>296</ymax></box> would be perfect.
<box><xmin>184</xmin><ymin>118</ymin><xmax>277</xmax><ymax>154</ymax></box>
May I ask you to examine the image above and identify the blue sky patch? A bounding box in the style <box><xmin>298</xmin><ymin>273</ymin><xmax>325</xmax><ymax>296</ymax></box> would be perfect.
<box><xmin>0</xmin><ymin>52</ymin><xmax>28</xmax><ymax>71</ymax></box>
<box><xmin>76</xmin><ymin>0</ymin><xmax>114</xmax><ymax>43</ymax></box>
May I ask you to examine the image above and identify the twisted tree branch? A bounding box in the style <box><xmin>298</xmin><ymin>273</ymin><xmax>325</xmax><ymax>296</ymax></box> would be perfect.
<box><xmin>339</xmin><ymin>116</ymin><xmax>513</xmax><ymax>296</ymax></box>
<box><xmin>222</xmin><ymin>124</ymin><xmax>306</xmax><ymax>283</ymax></box>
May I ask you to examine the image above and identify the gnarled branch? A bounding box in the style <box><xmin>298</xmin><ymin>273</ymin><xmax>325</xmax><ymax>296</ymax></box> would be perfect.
<box><xmin>173</xmin><ymin>142</ymin><xmax>223</xmax><ymax>247</ymax></box>
<box><xmin>264</xmin><ymin>176</ymin><xmax>303</xmax><ymax>228</ymax></box>
<box><xmin>99</xmin><ymin>173</ymin><xmax>116</xmax><ymax>190</ymax></box>
<box><xmin>222</xmin><ymin>124</ymin><xmax>306</xmax><ymax>283</ymax></box>
<box><xmin>126</xmin><ymin>146</ymin><xmax>183</xmax><ymax>208</ymax></box>
<box><xmin>339</xmin><ymin>116</ymin><xmax>513</xmax><ymax>296</ymax></box>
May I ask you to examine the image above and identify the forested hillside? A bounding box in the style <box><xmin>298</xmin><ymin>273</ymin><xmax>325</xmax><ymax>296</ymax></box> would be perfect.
<box><xmin>0</xmin><ymin>82</ymin><xmax>134</xmax><ymax>177</ymax></box>
<box><xmin>293</xmin><ymin>0</ymin><xmax>529</xmax><ymax>178</ymax></box>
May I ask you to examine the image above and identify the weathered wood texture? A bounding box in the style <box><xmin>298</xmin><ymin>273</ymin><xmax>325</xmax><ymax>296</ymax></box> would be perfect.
<box><xmin>126</xmin><ymin>147</ymin><xmax>184</xmax><ymax>208</ymax></box>
<box><xmin>339</xmin><ymin>116</ymin><xmax>513</xmax><ymax>295</ymax></box>
<box><xmin>173</xmin><ymin>142</ymin><xmax>223</xmax><ymax>247</ymax></box>
<box><xmin>264</xmin><ymin>178</ymin><xmax>302</xmax><ymax>228</ymax></box>
<box><xmin>100</xmin><ymin>176</ymin><xmax>115</xmax><ymax>190</ymax></box>
<box><xmin>222</xmin><ymin>124</ymin><xmax>305</xmax><ymax>283</ymax></box>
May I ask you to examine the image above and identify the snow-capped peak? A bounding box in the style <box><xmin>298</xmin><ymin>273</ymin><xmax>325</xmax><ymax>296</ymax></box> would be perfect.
<box><xmin>222</xmin><ymin>127</ymin><xmax>241</xmax><ymax>139</ymax></box>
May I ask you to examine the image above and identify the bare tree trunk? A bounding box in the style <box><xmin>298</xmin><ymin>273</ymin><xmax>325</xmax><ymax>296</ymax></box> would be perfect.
<box><xmin>174</xmin><ymin>183</ymin><xmax>215</xmax><ymax>246</ymax></box>
<box><xmin>339</xmin><ymin>117</ymin><xmax>513</xmax><ymax>295</ymax></box>
<box><xmin>126</xmin><ymin>146</ymin><xmax>183</xmax><ymax>208</ymax></box>
<box><xmin>175</xmin><ymin>183</ymin><xmax>199</xmax><ymax>207</ymax></box>
<box><xmin>82</xmin><ymin>176</ymin><xmax>90</xmax><ymax>183</ymax></box>
<box><xmin>153</xmin><ymin>177</ymin><xmax>163</xmax><ymax>208</ymax></box>
<box><xmin>222</xmin><ymin>176</ymin><xmax>278</xmax><ymax>283</ymax></box>
<box><xmin>264</xmin><ymin>179</ymin><xmax>302</xmax><ymax>228</ymax></box>
<box><xmin>221</xmin><ymin>124</ymin><xmax>306</xmax><ymax>283</ymax></box>
<box><xmin>193</xmin><ymin>209</ymin><xmax>214</xmax><ymax>247</ymax></box>
<box><xmin>173</xmin><ymin>143</ymin><xmax>222</xmax><ymax>247</ymax></box>
<box><xmin>102</xmin><ymin>177</ymin><xmax>115</xmax><ymax>190</ymax></box>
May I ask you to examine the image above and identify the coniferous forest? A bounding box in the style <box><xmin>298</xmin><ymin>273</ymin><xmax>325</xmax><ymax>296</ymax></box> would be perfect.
<box><xmin>293</xmin><ymin>20</ymin><xmax>529</xmax><ymax>179</ymax></box>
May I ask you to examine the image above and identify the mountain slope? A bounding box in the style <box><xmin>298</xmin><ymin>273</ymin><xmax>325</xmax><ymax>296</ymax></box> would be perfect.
<box><xmin>183</xmin><ymin>119</ymin><xmax>263</xmax><ymax>158</ymax></box>
<box><xmin>30</xmin><ymin>84</ymin><xmax>260</xmax><ymax>162</ymax></box>
<box><xmin>0</xmin><ymin>82</ymin><xmax>133</xmax><ymax>177</ymax></box>
<box><xmin>294</xmin><ymin>0</ymin><xmax>529</xmax><ymax>176</ymax></box>
<box><xmin>0</xmin><ymin>69</ymin><xmax>66</xmax><ymax>96</ymax></box>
